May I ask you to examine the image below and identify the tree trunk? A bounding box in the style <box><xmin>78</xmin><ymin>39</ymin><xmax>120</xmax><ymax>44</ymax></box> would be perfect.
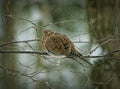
<box><xmin>0</xmin><ymin>0</ymin><xmax>18</xmax><ymax>89</ymax></box>
<box><xmin>87</xmin><ymin>0</ymin><xmax>120</xmax><ymax>89</ymax></box>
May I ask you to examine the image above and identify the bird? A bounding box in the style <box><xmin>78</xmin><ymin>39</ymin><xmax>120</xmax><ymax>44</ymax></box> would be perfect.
<box><xmin>42</xmin><ymin>29</ymin><xmax>92</xmax><ymax>66</ymax></box>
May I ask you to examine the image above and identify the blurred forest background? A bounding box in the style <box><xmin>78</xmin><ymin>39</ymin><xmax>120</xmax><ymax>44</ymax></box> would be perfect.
<box><xmin>0</xmin><ymin>0</ymin><xmax>120</xmax><ymax>89</ymax></box>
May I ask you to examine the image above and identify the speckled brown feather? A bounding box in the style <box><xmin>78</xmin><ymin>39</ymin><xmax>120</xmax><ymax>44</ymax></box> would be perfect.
<box><xmin>42</xmin><ymin>29</ymin><xmax>82</xmax><ymax>57</ymax></box>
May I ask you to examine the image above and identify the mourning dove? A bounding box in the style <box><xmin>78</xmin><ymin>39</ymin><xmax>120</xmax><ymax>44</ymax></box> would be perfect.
<box><xmin>42</xmin><ymin>29</ymin><xmax>92</xmax><ymax>66</ymax></box>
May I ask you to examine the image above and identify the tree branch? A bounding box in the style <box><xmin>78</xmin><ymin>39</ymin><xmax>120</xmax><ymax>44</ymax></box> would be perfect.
<box><xmin>0</xmin><ymin>39</ymin><xmax>40</xmax><ymax>47</ymax></box>
<box><xmin>0</xmin><ymin>50</ymin><xmax>48</xmax><ymax>55</ymax></box>
<box><xmin>0</xmin><ymin>49</ymin><xmax>120</xmax><ymax>59</ymax></box>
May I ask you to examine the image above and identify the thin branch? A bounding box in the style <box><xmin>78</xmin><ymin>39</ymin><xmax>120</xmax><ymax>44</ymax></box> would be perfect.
<box><xmin>17</xmin><ymin>60</ymin><xmax>32</xmax><ymax>69</ymax></box>
<box><xmin>90</xmin><ymin>38</ymin><xmax>114</xmax><ymax>54</ymax></box>
<box><xmin>0</xmin><ymin>65</ymin><xmax>38</xmax><ymax>81</ymax></box>
<box><xmin>39</xmin><ymin>17</ymin><xmax>87</xmax><ymax>28</ymax></box>
<box><xmin>0</xmin><ymin>50</ymin><xmax>48</xmax><ymax>55</ymax></box>
<box><xmin>73</xmin><ymin>38</ymin><xmax>120</xmax><ymax>43</ymax></box>
<box><xmin>3</xmin><ymin>14</ymin><xmax>39</xmax><ymax>27</ymax></box>
<box><xmin>19</xmin><ymin>26</ymin><xmax>36</xmax><ymax>35</ymax></box>
<box><xmin>84</xmin><ymin>49</ymin><xmax>120</xmax><ymax>58</ymax></box>
<box><xmin>25</xmin><ymin>42</ymin><xmax>35</xmax><ymax>51</ymax></box>
<box><xmin>0</xmin><ymin>39</ymin><xmax>40</xmax><ymax>47</ymax></box>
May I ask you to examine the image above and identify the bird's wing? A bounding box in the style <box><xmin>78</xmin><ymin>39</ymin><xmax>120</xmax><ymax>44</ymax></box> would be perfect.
<box><xmin>45</xmin><ymin>34</ymin><xmax>71</xmax><ymax>55</ymax></box>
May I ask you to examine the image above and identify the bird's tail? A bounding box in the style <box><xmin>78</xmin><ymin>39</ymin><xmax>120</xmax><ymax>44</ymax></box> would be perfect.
<box><xmin>67</xmin><ymin>51</ymin><xmax>92</xmax><ymax>66</ymax></box>
<box><xmin>74</xmin><ymin>51</ymin><xmax>93</xmax><ymax>66</ymax></box>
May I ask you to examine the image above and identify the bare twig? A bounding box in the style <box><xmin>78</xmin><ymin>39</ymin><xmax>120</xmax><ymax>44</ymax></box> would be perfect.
<box><xmin>39</xmin><ymin>17</ymin><xmax>87</xmax><ymax>28</ymax></box>
<box><xmin>25</xmin><ymin>42</ymin><xmax>35</xmax><ymax>51</ymax></box>
<box><xmin>90</xmin><ymin>38</ymin><xmax>114</xmax><ymax>54</ymax></box>
<box><xmin>0</xmin><ymin>39</ymin><xmax>40</xmax><ymax>47</ymax></box>
<box><xmin>0</xmin><ymin>50</ymin><xmax>48</xmax><ymax>55</ymax></box>
<box><xmin>0</xmin><ymin>65</ymin><xmax>38</xmax><ymax>81</ymax></box>
<box><xmin>17</xmin><ymin>60</ymin><xmax>33</xmax><ymax>69</ymax></box>
<box><xmin>3</xmin><ymin>14</ymin><xmax>39</xmax><ymax>27</ymax></box>
<box><xmin>19</xmin><ymin>26</ymin><xmax>36</xmax><ymax>35</ymax></box>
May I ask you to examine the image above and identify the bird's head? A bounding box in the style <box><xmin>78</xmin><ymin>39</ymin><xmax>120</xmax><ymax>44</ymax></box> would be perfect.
<box><xmin>44</xmin><ymin>29</ymin><xmax>54</xmax><ymax>36</ymax></box>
